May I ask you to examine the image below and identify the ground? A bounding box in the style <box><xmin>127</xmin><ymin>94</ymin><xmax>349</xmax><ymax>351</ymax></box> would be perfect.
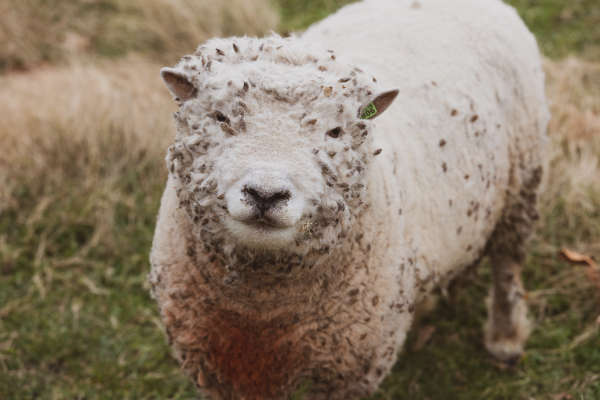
<box><xmin>0</xmin><ymin>1</ymin><xmax>599</xmax><ymax>399</ymax></box>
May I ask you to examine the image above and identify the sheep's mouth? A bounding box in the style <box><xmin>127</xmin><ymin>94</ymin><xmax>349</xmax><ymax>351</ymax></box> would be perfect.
<box><xmin>225</xmin><ymin>214</ymin><xmax>298</xmax><ymax>250</ymax></box>
<box><xmin>237</xmin><ymin>215</ymin><xmax>291</xmax><ymax>231</ymax></box>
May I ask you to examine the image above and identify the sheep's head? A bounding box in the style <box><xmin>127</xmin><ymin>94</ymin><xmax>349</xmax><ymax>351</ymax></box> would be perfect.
<box><xmin>162</xmin><ymin>37</ymin><xmax>397</xmax><ymax>267</ymax></box>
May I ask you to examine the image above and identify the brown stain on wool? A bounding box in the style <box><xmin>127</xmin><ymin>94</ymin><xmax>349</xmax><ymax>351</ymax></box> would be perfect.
<box><xmin>205</xmin><ymin>311</ymin><xmax>305</xmax><ymax>399</ymax></box>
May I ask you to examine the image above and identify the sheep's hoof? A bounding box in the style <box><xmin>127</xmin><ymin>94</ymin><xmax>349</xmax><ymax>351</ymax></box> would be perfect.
<box><xmin>484</xmin><ymin>287</ymin><xmax>531</xmax><ymax>367</ymax></box>
<box><xmin>484</xmin><ymin>336</ymin><xmax>525</xmax><ymax>366</ymax></box>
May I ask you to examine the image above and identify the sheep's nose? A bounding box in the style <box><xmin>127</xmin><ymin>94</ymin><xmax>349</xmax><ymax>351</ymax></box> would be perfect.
<box><xmin>242</xmin><ymin>185</ymin><xmax>291</xmax><ymax>213</ymax></box>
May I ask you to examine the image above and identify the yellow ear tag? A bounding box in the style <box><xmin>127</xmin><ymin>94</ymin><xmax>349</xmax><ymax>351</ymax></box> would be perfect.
<box><xmin>360</xmin><ymin>102</ymin><xmax>377</xmax><ymax>119</ymax></box>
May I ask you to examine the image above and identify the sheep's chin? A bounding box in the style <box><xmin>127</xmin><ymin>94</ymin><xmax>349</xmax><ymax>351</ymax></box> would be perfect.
<box><xmin>224</xmin><ymin>217</ymin><xmax>297</xmax><ymax>251</ymax></box>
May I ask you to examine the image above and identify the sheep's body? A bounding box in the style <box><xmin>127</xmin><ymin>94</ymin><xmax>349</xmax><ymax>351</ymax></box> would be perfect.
<box><xmin>304</xmin><ymin>0</ymin><xmax>548</xmax><ymax>284</ymax></box>
<box><xmin>150</xmin><ymin>0</ymin><xmax>549</xmax><ymax>399</ymax></box>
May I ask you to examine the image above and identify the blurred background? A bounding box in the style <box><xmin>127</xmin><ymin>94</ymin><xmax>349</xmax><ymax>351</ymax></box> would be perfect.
<box><xmin>0</xmin><ymin>0</ymin><xmax>598</xmax><ymax>398</ymax></box>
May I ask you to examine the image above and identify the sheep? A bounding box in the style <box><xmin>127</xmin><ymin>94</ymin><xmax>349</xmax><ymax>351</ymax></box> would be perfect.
<box><xmin>149</xmin><ymin>0</ymin><xmax>549</xmax><ymax>398</ymax></box>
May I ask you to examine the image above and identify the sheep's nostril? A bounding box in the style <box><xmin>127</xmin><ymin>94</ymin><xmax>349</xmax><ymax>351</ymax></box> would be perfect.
<box><xmin>242</xmin><ymin>185</ymin><xmax>291</xmax><ymax>212</ymax></box>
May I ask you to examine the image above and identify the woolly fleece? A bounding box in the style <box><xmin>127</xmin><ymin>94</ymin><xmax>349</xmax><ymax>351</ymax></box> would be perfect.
<box><xmin>150</xmin><ymin>0</ymin><xmax>549</xmax><ymax>398</ymax></box>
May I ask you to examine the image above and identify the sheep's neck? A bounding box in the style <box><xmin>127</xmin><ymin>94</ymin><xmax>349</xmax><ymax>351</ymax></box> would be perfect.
<box><xmin>169</xmin><ymin>217</ymin><xmax>383</xmax><ymax>398</ymax></box>
<box><xmin>190</xmin><ymin>240</ymin><xmax>372</xmax><ymax>399</ymax></box>
<box><xmin>202</xmin><ymin>308</ymin><xmax>314</xmax><ymax>399</ymax></box>
<box><xmin>188</xmin><ymin>227</ymin><xmax>372</xmax><ymax>312</ymax></box>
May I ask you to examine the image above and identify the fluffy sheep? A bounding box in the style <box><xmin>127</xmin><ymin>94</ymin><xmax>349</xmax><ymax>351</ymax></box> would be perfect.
<box><xmin>149</xmin><ymin>0</ymin><xmax>549</xmax><ymax>398</ymax></box>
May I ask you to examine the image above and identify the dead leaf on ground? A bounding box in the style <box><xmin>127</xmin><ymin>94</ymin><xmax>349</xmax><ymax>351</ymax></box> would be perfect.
<box><xmin>559</xmin><ymin>248</ymin><xmax>598</xmax><ymax>268</ymax></box>
<box><xmin>559</xmin><ymin>248</ymin><xmax>600</xmax><ymax>290</ymax></box>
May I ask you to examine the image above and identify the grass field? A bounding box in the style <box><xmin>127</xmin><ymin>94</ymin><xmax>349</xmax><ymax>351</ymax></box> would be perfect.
<box><xmin>0</xmin><ymin>0</ymin><xmax>599</xmax><ymax>399</ymax></box>
<box><xmin>0</xmin><ymin>0</ymin><xmax>277</xmax><ymax>72</ymax></box>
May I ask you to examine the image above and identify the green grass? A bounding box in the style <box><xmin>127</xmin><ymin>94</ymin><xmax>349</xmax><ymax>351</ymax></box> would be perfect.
<box><xmin>273</xmin><ymin>0</ymin><xmax>358</xmax><ymax>33</ymax></box>
<box><xmin>506</xmin><ymin>0</ymin><xmax>600</xmax><ymax>60</ymax></box>
<box><xmin>0</xmin><ymin>152</ymin><xmax>198</xmax><ymax>399</ymax></box>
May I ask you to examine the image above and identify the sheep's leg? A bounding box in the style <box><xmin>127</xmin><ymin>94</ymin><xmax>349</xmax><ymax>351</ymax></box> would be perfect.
<box><xmin>484</xmin><ymin>166</ymin><xmax>542</xmax><ymax>364</ymax></box>
<box><xmin>484</xmin><ymin>253</ymin><xmax>530</xmax><ymax>364</ymax></box>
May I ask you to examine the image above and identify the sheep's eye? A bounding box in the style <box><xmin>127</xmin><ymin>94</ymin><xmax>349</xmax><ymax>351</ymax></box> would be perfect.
<box><xmin>326</xmin><ymin>127</ymin><xmax>342</xmax><ymax>138</ymax></box>
<box><xmin>211</xmin><ymin>111</ymin><xmax>230</xmax><ymax>124</ymax></box>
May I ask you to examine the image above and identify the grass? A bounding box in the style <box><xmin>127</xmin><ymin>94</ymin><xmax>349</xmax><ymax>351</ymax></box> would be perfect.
<box><xmin>0</xmin><ymin>0</ymin><xmax>277</xmax><ymax>72</ymax></box>
<box><xmin>0</xmin><ymin>59</ymin><xmax>196</xmax><ymax>398</ymax></box>
<box><xmin>506</xmin><ymin>0</ymin><xmax>600</xmax><ymax>61</ymax></box>
<box><xmin>273</xmin><ymin>0</ymin><xmax>359</xmax><ymax>33</ymax></box>
<box><xmin>2</xmin><ymin>0</ymin><xmax>597</xmax><ymax>72</ymax></box>
<box><xmin>0</xmin><ymin>1</ymin><xmax>599</xmax><ymax>399</ymax></box>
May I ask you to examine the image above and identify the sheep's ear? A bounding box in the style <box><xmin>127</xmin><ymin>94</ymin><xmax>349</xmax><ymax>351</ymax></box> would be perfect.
<box><xmin>160</xmin><ymin>67</ymin><xmax>197</xmax><ymax>101</ymax></box>
<box><xmin>358</xmin><ymin>89</ymin><xmax>399</xmax><ymax>120</ymax></box>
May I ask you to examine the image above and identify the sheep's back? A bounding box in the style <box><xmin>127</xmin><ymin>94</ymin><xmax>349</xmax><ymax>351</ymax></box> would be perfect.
<box><xmin>303</xmin><ymin>0</ymin><xmax>549</xmax><ymax>282</ymax></box>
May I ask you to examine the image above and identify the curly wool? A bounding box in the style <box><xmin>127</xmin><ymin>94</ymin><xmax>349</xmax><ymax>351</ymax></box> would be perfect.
<box><xmin>162</xmin><ymin>35</ymin><xmax>386</xmax><ymax>271</ymax></box>
<box><xmin>150</xmin><ymin>0</ymin><xmax>549</xmax><ymax>399</ymax></box>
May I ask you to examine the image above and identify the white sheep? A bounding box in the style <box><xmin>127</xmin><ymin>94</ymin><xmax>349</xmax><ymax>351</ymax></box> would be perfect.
<box><xmin>149</xmin><ymin>0</ymin><xmax>549</xmax><ymax>398</ymax></box>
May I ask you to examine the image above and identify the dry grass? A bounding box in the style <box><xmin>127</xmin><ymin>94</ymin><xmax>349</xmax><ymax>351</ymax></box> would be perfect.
<box><xmin>0</xmin><ymin>0</ymin><xmax>278</xmax><ymax>72</ymax></box>
<box><xmin>540</xmin><ymin>58</ymin><xmax>600</xmax><ymax>254</ymax></box>
<box><xmin>544</xmin><ymin>58</ymin><xmax>600</xmax><ymax>187</ymax></box>
<box><xmin>0</xmin><ymin>57</ymin><xmax>172</xmax><ymax>211</ymax></box>
<box><xmin>0</xmin><ymin>54</ymin><xmax>598</xmax><ymax>397</ymax></box>
<box><xmin>0</xmin><ymin>58</ymin><xmax>171</xmax><ymax>300</ymax></box>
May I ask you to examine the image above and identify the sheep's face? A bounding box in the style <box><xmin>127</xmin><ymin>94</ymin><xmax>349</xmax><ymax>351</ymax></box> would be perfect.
<box><xmin>161</xmin><ymin>38</ymin><xmax>397</xmax><ymax>265</ymax></box>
